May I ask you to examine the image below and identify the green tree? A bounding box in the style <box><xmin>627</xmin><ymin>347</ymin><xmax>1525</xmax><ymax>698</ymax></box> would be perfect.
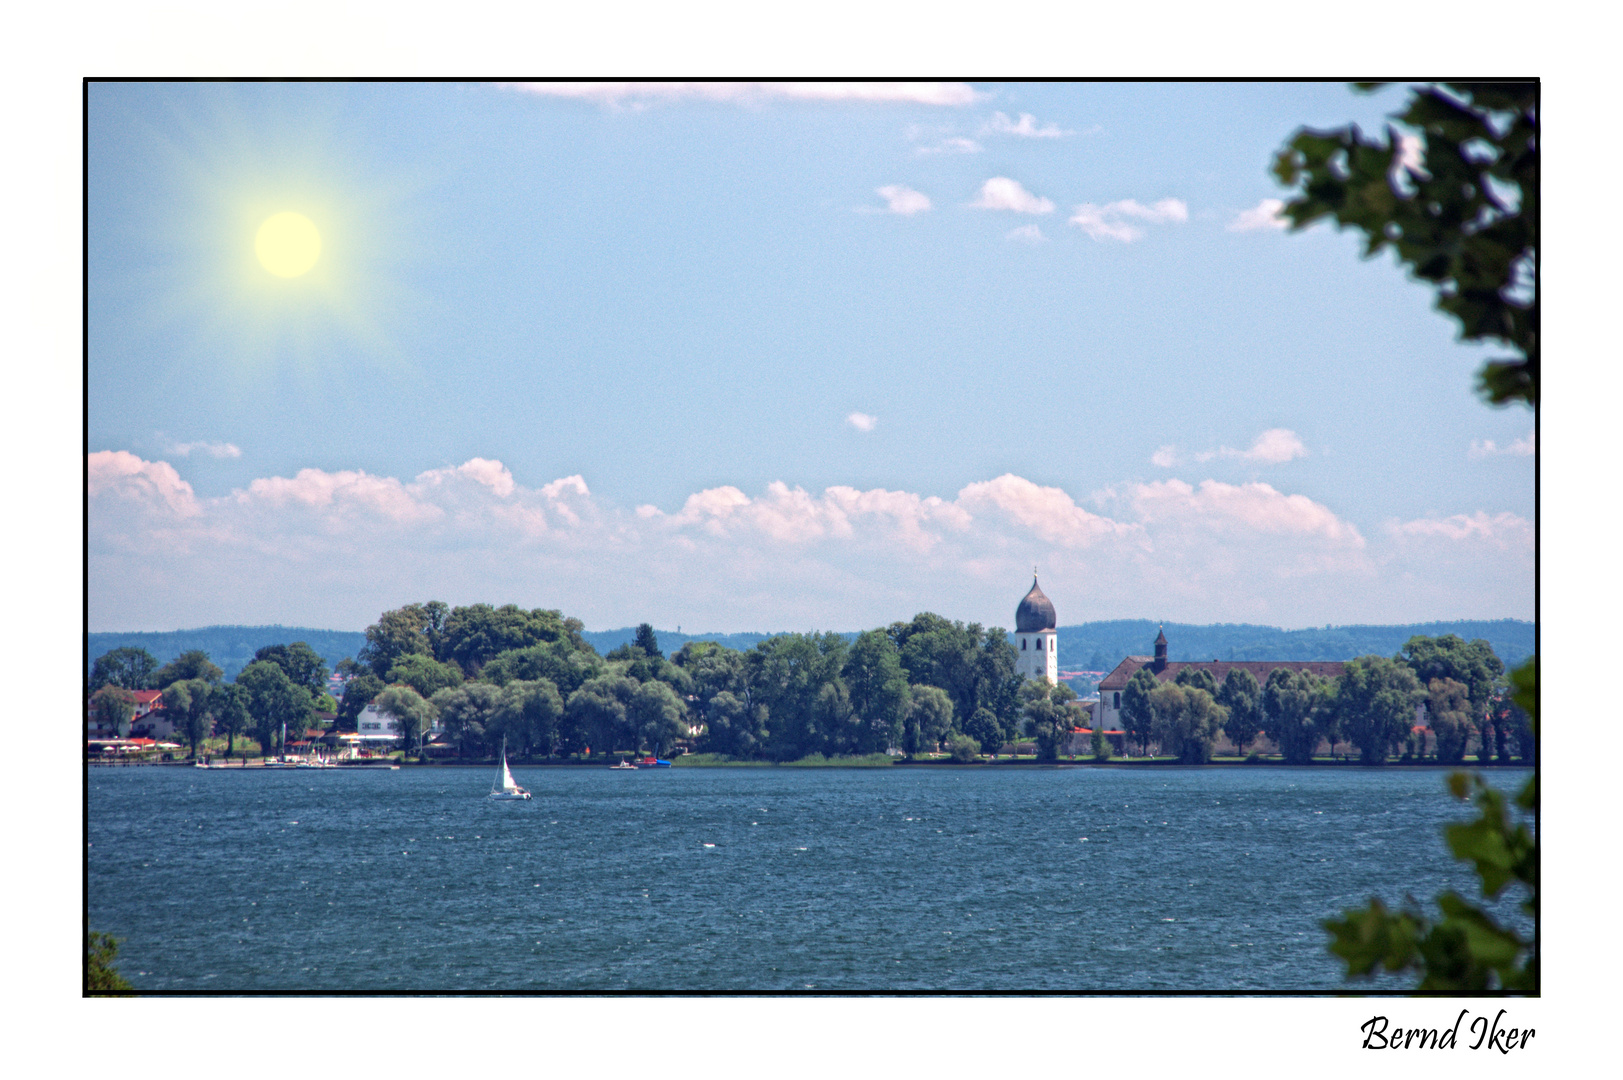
<box><xmin>1337</xmin><ymin>656</ymin><xmax>1425</xmax><ymax>764</ymax></box>
<box><xmin>494</xmin><ymin>678</ymin><xmax>565</xmax><ymax>758</ymax></box>
<box><xmin>1426</xmin><ymin>677</ymin><xmax>1475</xmax><ymax>764</ymax></box>
<box><xmin>375</xmin><ymin>684</ymin><xmax>436</xmax><ymax>757</ymax></box>
<box><xmin>480</xmin><ymin>640</ymin><xmax>603</xmax><ymax>697</ymax></box>
<box><xmin>1150</xmin><ymin>684</ymin><xmax>1227</xmax><ymax>765</ymax></box>
<box><xmin>748</xmin><ymin>633</ymin><xmax>849</xmax><ymax>761</ymax></box>
<box><xmin>905</xmin><ymin>684</ymin><xmax>955</xmax><ymax>756</ymax></box>
<box><xmin>1273</xmin><ymin>82</ymin><xmax>1536</xmax><ymax>406</ymax></box>
<box><xmin>253</xmin><ymin>642</ymin><xmax>330</xmax><ymax>696</ymax></box>
<box><xmin>1398</xmin><ymin>634</ymin><xmax>1504</xmax><ymax>724</ymax></box>
<box><xmin>386</xmin><ymin>653</ymin><xmax>464</xmax><ymax>700</ymax></box>
<box><xmin>153</xmin><ymin>649</ymin><xmax>224</xmax><ymax>690</ymax></box>
<box><xmin>948</xmin><ymin>732</ymin><xmax>981</xmax><ymax>763</ymax></box>
<box><xmin>1261</xmin><ymin>668</ymin><xmax>1336</xmax><ymax>765</ymax></box>
<box><xmin>237</xmin><ymin>660</ymin><xmax>313</xmax><ymax>757</ymax></box>
<box><xmin>357</xmin><ymin>603</ymin><xmax>439</xmax><ymax>679</ymax></box>
<box><xmin>843</xmin><ymin>629</ymin><xmax>912</xmax><ymax>754</ymax></box>
<box><xmin>629</xmin><ymin>679</ymin><xmax>687</xmax><ymax>756</ymax></box>
<box><xmin>168</xmin><ymin>677</ymin><xmax>217</xmax><ymax>758</ymax></box>
<box><xmin>335</xmin><ymin>672</ymin><xmax>384</xmax><ymax>731</ymax></box>
<box><xmin>962</xmin><ymin>707</ymin><xmax>1004</xmax><ymax>762</ymax></box>
<box><xmin>1021</xmin><ymin>680</ymin><xmax>1081</xmax><ymax>762</ymax></box>
<box><xmin>563</xmin><ymin>675</ymin><xmax>636</xmax><ymax>756</ymax></box>
<box><xmin>209</xmin><ymin>683</ymin><xmax>250</xmax><ymax>759</ymax></box>
<box><xmin>90</xmin><ymin>685</ymin><xmax>136</xmax><ymax>737</ymax></box>
<box><xmin>90</xmin><ymin>647</ymin><xmax>159</xmax><ymax>692</ymax></box>
<box><xmin>696</xmin><ymin>690</ymin><xmax>768</xmax><ymax>759</ymax></box>
<box><xmin>632</xmin><ymin>623</ymin><xmax>664</xmax><ymax>659</ymax></box>
<box><xmin>1173</xmin><ymin>667</ymin><xmax>1218</xmax><ymax>697</ymax></box>
<box><xmin>440</xmin><ymin>603</ymin><xmax>583</xmax><ymax>675</ymax></box>
<box><xmin>1119</xmin><ymin>668</ymin><xmax>1159</xmax><ymax>756</ymax></box>
<box><xmin>430</xmin><ymin>682</ymin><xmax>505</xmax><ymax>757</ymax></box>
<box><xmin>1217</xmin><ymin>668</ymin><xmax>1263</xmax><ymax>757</ymax></box>
<box><xmin>86</xmin><ymin>932</ymin><xmax>135</xmax><ymax>995</ymax></box>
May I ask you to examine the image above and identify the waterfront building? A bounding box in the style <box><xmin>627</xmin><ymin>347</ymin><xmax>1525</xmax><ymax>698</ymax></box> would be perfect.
<box><xmin>1093</xmin><ymin>626</ymin><xmax>1345</xmax><ymax>731</ymax></box>
<box><xmin>1014</xmin><ymin>574</ymin><xmax>1058</xmax><ymax>685</ymax></box>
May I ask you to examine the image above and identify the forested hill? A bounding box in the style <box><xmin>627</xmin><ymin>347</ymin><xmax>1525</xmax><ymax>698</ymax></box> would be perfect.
<box><xmin>89</xmin><ymin>618</ymin><xmax>1534</xmax><ymax>682</ymax></box>
<box><xmin>87</xmin><ymin>627</ymin><xmax>369</xmax><ymax>681</ymax></box>
<box><xmin>1054</xmin><ymin>619</ymin><xmax>1534</xmax><ymax>671</ymax></box>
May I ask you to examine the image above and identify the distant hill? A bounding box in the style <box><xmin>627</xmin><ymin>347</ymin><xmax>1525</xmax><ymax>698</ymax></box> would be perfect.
<box><xmin>1055</xmin><ymin>619</ymin><xmax>1535</xmax><ymax>671</ymax></box>
<box><xmin>90</xmin><ymin>619</ymin><xmax>1534</xmax><ymax>683</ymax></box>
<box><xmin>87</xmin><ymin>626</ymin><xmax>368</xmax><ymax>682</ymax></box>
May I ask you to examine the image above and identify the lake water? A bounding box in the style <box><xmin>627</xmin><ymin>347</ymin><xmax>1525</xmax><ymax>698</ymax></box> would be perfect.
<box><xmin>87</xmin><ymin>763</ymin><xmax>1532</xmax><ymax>993</ymax></box>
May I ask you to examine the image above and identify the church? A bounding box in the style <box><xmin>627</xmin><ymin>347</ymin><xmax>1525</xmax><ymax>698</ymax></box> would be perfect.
<box><xmin>1092</xmin><ymin>626</ymin><xmax>1345</xmax><ymax>731</ymax></box>
<box><xmin>1014</xmin><ymin>574</ymin><xmax>1058</xmax><ymax>684</ymax></box>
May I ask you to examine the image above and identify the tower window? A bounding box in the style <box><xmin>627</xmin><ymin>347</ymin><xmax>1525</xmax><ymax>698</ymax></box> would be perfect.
<box><xmin>1113</xmin><ymin>692</ymin><xmax>1121</xmax><ymax>709</ymax></box>
<box><xmin>1036</xmin><ymin>638</ymin><xmax>1043</xmax><ymax>651</ymax></box>
<box><xmin>1021</xmin><ymin>639</ymin><xmax>1026</xmax><ymax>650</ymax></box>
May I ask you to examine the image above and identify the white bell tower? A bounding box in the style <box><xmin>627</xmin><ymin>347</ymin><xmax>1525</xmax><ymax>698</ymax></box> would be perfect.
<box><xmin>1014</xmin><ymin>568</ymin><xmax>1058</xmax><ymax>684</ymax></box>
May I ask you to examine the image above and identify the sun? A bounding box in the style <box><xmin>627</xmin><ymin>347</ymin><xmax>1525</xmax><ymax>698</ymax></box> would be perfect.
<box><xmin>255</xmin><ymin>211</ymin><xmax>322</xmax><ymax>277</ymax></box>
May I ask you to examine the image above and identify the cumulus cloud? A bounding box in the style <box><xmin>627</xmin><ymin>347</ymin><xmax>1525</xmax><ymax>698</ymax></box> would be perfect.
<box><xmin>1069</xmin><ymin>198</ymin><xmax>1188</xmax><ymax>242</ymax></box>
<box><xmin>846</xmin><ymin>412</ymin><xmax>878</xmax><ymax>432</ymax></box>
<box><xmin>916</xmin><ymin>136</ymin><xmax>982</xmax><ymax>155</ymax></box>
<box><xmin>1150</xmin><ymin>445</ymin><xmax>1180</xmax><ymax>468</ymax></box>
<box><xmin>503</xmin><ymin>82</ymin><xmax>979</xmax><ymax>108</ymax></box>
<box><xmin>163</xmin><ymin>439</ymin><xmax>242</xmax><ymax>459</ymax></box>
<box><xmin>1387</xmin><ymin>511</ymin><xmax>1533</xmax><ymax>549</ymax></box>
<box><xmin>983</xmin><ymin>112</ymin><xmax>1068</xmax><ymax>138</ymax></box>
<box><xmin>874</xmin><ymin>185</ymin><xmax>931</xmax><ymax>215</ymax></box>
<box><xmin>971</xmin><ymin>177</ymin><xmax>1054</xmax><ymax>215</ymax></box>
<box><xmin>1469</xmin><ymin>430</ymin><xmax>1535</xmax><ymax>459</ymax></box>
<box><xmin>89</xmin><ymin>451</ymin><xmax>1529</xmax><ymax>636</ymax></box>
<box><xmin>1005</xmin><ymin>224</ymin><xmax>1046</xmax><ymax>244</ymax></box>
<box><xmin>1191</xmin><ymin>428</ymin><xmax>1308</xmax><ymax>465</ymax></box>
<box><xmin>1228</xmin><ymin>198</ymin><xmax>1289</xmax><ymax>232</ymax></box>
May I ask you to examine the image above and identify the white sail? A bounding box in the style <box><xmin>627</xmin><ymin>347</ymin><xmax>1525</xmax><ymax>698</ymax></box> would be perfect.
<box><xmin>500</xmin><ymin>759</ymin><xmax>517</xmax><ymax>791</ymax></box>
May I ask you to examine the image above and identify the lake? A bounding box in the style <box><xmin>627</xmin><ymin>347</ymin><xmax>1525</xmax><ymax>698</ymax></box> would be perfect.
<box><xmin>86</xmin><ymin>763</ymin><xmax>1532</xmax><ymax>992</ymax></box>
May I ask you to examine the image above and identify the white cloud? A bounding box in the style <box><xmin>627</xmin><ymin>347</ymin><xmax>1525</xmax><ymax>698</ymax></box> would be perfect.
<box><xmin>1069</xmin><ymin>198</ymin><xmax>1187</xmax><ymax>242</ymax></box>
<box><xmin>1469</xmin><ymin>430</ymin><xmax>1535</xmax><ymax>458</ymax></box>
<box><xmin>502</xmin><ymin>82</ymin><xmax>979</xmax><ymax>108</ymax></box>
<box><xmin>846</xmin><ymin>412</ymin><xmax>878</xmax><ymax>432</ymax></box>
<box><xmin>1191</xmin><ymin>428</ymin><xmax>1308</xmax><ymax>465</ymax></box>
<box><xmin>1005</xmin><ymin>224</ymin><xmax>1046</xmax><ymax>244</ymax></box>
<box><xmin>89</xmin><ymin>452</ymin><xmax>1529</xmax><ymax>634</ymax></box>
<box><xmin>1150</xmin><ymin>445</ymin><xmax>1180</xmax><ymax>468</ymax></box>
<box><xmin>970</xmin><ymin>177</ymin><xmax>1054</xmax><ymax>215</ymax></box>
<box><xmin>983</xmin><ymin>111</ymin><xmax>1068</xmax><ymax>138</ymax></box>
<box><xmin>916</xmin><ymin>136</ymin><xmax>982</xmax><ymax>155</ymax></box>
<box><xmin>164</xmin><ymin>439</ymin><xmax>242</xmax><ymax>459</ymax></box>
<box><xmin>1228</xmin><ymin>198</ymin><xmax>1289</xmax><ymax>232</ymax></box>
<box><xmin>874</xmin><ymin>185</ymin><xmax>931</xmax><ymax>215</ymax></box>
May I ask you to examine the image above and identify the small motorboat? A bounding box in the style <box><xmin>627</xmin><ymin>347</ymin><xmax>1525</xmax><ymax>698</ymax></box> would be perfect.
<box><xmin>636</xmin><ymin>756</ymin><xmax>671</xmax><ymax>769</ymax></box>
<box><xmin>609</xmin><ymin>760</ymin><xmax>639</xmax><ymax>770</ymax></box>
<box><xmin>488</xmin><ymin>737</ymin><xmax>532</xmax><ymax>800</ymax></box>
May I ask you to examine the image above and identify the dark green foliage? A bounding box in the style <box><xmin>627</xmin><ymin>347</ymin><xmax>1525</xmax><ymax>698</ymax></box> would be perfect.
<box><xmin>632</xmin><ymin>623</ymin><xmax>663</xmax><ymax>659</ymax></box>
<box><xmin>252</xmin><ymin>641</ymin><xmax>330</xmax><ymax>695</ymax></box>
<box><xmin>629</xmin><ymin>680</ymin><xmax>687</xmax><ymax>756</ymax></box>
<box><xmin>888</xmin><ymin>613</ymin><xmax>1020</xmax><ymax>732</ymax></box>
<box><xmin>430</xmin><ymin>682</ymin><xmax>505</xmax><ymax>756</ymax></box>
<box><xmin>963</xmin><ymin>707</ymin><xmax>1003</xmax><ymax>761</ymax></box>
<box><xmin>1427</xmin><ymin>678</ymin><xmax>1475</xmax><ymax>764</ymax></box>
<box><xmin>1091</xmin><ymin>726</ymin><xmax>1113</xmax><ymax>762</ymax></box>
<box><xmin>1273</xmin><ymin>83</ymin><xmax>1537</xmax><ymax>407</ymax></box>
<box><xmin>843</xmin><ymin>629</ymin><xmax>912</xmax><ymax>755</ymax></box>
<box><xmin>905</xmin><ymin>684</ymin><xmax>956</xmax><ymax>755</ymax></box>
<box><xmin>209</xmin><ymin>683</ymin><xmax>250</xmax><ymax>757</ymax></box>
<box><xmin>1119</xmin><ymin>668</ymin><xmax>1159</xmax><ymax>755</ymax></box>
<box><xmin>1324</xmin><ymin>659</ymin><xmax>1537</xmax><ymax>993</ymax></box>
<box><xmin>1217</xmin><ymin>668</ymin><xmax>1262</xmax><ymax>756</ymax></box>
<box><xmin>1173</xmin><ymin>666</ymin><xmax>1218</xmax><ymax>696</ymax></box>
<box><xmin>440</xmin><ymin>603</ymin><xmax>586</xmax><ymax>675</ymax></box>
<box><xmin>696</xmin><ymin>690</ymin><xmax>767</xmax><ymax>758</ymax></box>
<box><xmin>153</xmin><ymin>649</ymin><xmax>223</xmax><ymax>689</ymax></box>
<box><xmin>493</xmin><ymin>679</ymin><xmax>565</xmax><ymax>757</ymax></box>
<box><xmin>357</xmin><ymin>604</ymin><xmax>438</xmax><ymax>679</ymax></box>
<box><xmin>386</xmin><ymin>653</ymin><xmax>464</xmax><ymax>700</ymax></box>
<box><xmin>563</xmin><ymin>675</ymin><xmax>637</xmax><ymax>756</ymax></box>
<box><xmin>86</xmin><ymin>932</ymin><xmax>135</xmax><ymax>995</ymax></box>
<box><xmin>375</xmin><ymin>684</ymin><xmax>435</xmax><ymax>755</ymax></box>
<box><xmin>90</xmin><ymin>685</ymin><xmax>137</xmax><ymax>737</ymax></box>
<box><xmin>748</xmin><ymin>633</ymin><xmax>851</xmax><ymax>762</ymax></box>
<box><xmin>948</xmin><ymin>733</ymin><xmax>981</xmax><ymax>763</ymax></box>
<box><xmin>1149</xmin><ymin>684</ymin><xmax>1227</xmax><ymax>765</ymax></box>
<box><xmin>236</xmin><ymin>660</ymin><xmax>314</xmax><ymax>755</ymax></box>
<box><xmin>1399</xmin><ymin>634</ymin><xmax>1504</xmax><ymax>720</ymax></box>
<box><xmin>1337</xmin><ymin>656</ymin><xmax>1425</xmax><ymax>764</ymax></box>
<box><xmin>1261</xmin><ymin>668</ymin><xmax>1337</xmax><ymax>764</ymax></box>
<box><xmin>168</xmin><ymin>678</ymin><xmax>217</xmax><ymax>757</ymax></box>
<box><xmin>480</xmin><ymin>640</ymin><xmax>603</xmax><ymax>697</ymax></box>
<box><xmin>90</xmin><ymin>646</ymin><xmax>159</xmax><ymax>691</ymax></box>
<box><xmin>1021</xmin><ymin>681</ymin><xmax>1083</xmax><ymax>762</ymax></box>
<box><xmin>335</xmin><ymin>672</ymin><xmax>384</xmax><ymax>731</ymax></box>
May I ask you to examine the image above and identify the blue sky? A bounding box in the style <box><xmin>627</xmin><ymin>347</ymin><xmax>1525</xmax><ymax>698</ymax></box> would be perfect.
<box><xmin>88</xmin><ymin>81</ymin><xmax>1534</xmax><ymax>633</ymax></box>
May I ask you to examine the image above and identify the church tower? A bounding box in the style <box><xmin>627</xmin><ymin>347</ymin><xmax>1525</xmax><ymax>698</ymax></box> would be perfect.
<box><xmin>1014</xmin><ymin>573</ymin><xmax>1058</xmax><ymax>684</ymax></box>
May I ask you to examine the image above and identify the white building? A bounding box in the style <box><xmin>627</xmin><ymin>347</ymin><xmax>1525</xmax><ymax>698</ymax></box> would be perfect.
<box><xmin>1014</xmin><ymin>575</ymin><xmax>1058</xmax><ymax>685</ymax></box>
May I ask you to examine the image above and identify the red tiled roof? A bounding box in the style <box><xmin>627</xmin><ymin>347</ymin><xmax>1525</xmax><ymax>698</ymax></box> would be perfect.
<box><xmin>1098</xmin><ymin>656</ymin><xmax>1346</xmax><ymax>691</ymax></box>
<box><xmin>132</xmin><ymin>690</ymin><xmax>163</xmax><ymax>705</ymax></box>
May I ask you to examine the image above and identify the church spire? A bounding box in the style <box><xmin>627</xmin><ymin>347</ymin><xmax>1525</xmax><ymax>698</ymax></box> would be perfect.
<box><xmin>1153</xmin><ymin>623</ymin><xmax>1168</xmax><ymax>672</ymax></box>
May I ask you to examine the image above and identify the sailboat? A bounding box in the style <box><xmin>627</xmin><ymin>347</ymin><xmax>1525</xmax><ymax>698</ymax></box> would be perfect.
<box><xmin>488</xmin><ymin>736</ymin><xmax>532</xmax><ymax>800</ymax></box>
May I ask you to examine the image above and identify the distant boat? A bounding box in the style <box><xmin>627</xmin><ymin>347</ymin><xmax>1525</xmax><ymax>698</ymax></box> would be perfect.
<box><xmin>636</xmin><ymin>756</ymin><xmax>671</xmax><ymax>769</ymax></box>
<box><xmin>488</xmin><ymin>737</ymin><xmax>532</xmax><ymax>800</ymax></box>
<box><xmin>609</xmin><ymin>761</ymin><xmax>639</xmax><ymax>770</ymax></box>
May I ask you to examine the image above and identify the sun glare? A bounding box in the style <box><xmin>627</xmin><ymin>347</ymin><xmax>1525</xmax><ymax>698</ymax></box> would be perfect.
<box><xmin>255</xmin><ymin>211</ymin><xmax>322</xmax><ymax>277</ymax></box>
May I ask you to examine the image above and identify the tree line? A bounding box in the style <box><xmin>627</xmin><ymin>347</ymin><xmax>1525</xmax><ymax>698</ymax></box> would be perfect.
<box><xmin>1116</xmin><ymin>634</ymin><xmax>1530</xmax><ymax>765</ymax></box>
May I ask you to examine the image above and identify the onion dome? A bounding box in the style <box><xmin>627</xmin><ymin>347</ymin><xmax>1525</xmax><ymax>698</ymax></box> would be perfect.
<box><xmin>1015</xmin><ymin>576</ymin><xmax>1057</xmax><ymax>632</ymax></box>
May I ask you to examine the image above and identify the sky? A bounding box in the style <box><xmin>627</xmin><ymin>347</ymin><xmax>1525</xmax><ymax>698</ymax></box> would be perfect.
<box><xmin>87</xmin><ymin>80</ymin><xmax>1535</xmax><ymax>634</ymax></box>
